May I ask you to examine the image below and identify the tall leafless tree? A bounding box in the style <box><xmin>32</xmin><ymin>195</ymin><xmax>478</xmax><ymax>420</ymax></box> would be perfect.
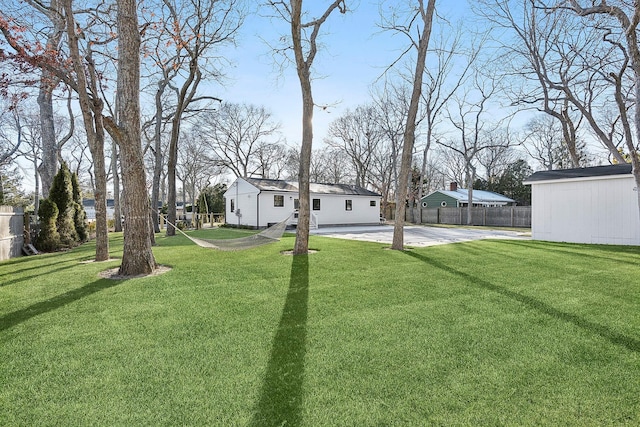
<box><xmin>200</xmin><ymin>102</ymin><xmax>282</xmax><ymax>178</ymax></box>
<box><xmin>416</xmin><ymin>21</ymin><xmax>480</xmax><ymax>221</ymax></box>
<box><xmin>440</xmin><ymin>73</ymin><xmax>512</xmax><ymax>224</ymax></box>
<box><xmin>103</xmin><ymin>0</ymin><xmax>157</xmax><ymax>275</ymax></box>
<box><xmin>311</xmin><ymin>146</ymin><xmax>350</xmax><ymax>184</ymax></box>
<box><xmin>477</xmin><ymin>0</ymin><xmax>626</xmax><ymax>167</ymax></box>
<box><xmin>326</xmin><ymin>104</ymin><xmax>384</xmax><ymax>188</ymax></box>
<box><xmin>379</xmin><ymin>0</ymin><xmax>436</xmax><ymax>250</ymax></box>
<box><xmin>144</xmin><ymin>0</ymin><xmax>243</xmax><ymax>237</ymax></box>
<box><xmin>523</xmin><ymin>114</ymin><xmax>589</xmax><ymax>170</ymax></box>
<box><xmin>548</xmin><ymin>0</ymin><xmax>640</xmax><ymax>218</ymax></box>
<box><xmin>254</xmin><ymin>141</ymin><xmax>288</xmax><ymax>179</ymax></box>
<box><xmin>59</xmin><ymin>0</ymin><xmax>111</xmax><ymax>261</ymax></box>
<box><xmin>177</xmin><ymin>129</ymin><xmax>222</xmax><ymax>223</ymax></box>
<box><xmin>371</xmin><ymin>80</ymin><xmax>410</xmax><ymax>205</ymax></box>
<box><xmin>267</xmin><ymin>0</ymin><xmax>347</xmax><ymax>254</ymax></box>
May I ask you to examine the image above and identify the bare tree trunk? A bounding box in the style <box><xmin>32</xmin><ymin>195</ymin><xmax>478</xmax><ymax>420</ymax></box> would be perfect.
<box><xmin>167</xmin><ymin>140</ymin><xmax>178</xmax><ymax>235</ymax></box>
<box><xmin>291</xmin><ymin>0</ymin><xmax>310</xmax><ymax>255</ymax></box>
<box><xmin>36</xmin><ymin>1</ymin><xmax>65</xmax><ymax>198</ymax></box>
<box><xmin>625</xmin><ymin>14</ymin><xmax>640</xmax><ymax>225</ymax></box>
<box><xmin>294</xmin><ymin>79</ymin><xmax>313</xmax><ymax>254</ymax></box>
<box><xmin>111</xmin><ymin>140</ymin><xmax>122</xmax><ymax>232</ymax></box>
<box><xmin>466</xmin><ymin>165</ymin><xmax>476</xmax><ymax>225</ymax></box>
<box><xmin>392</xmin><ymin>0</ymin><xmax>436</xmax><ymax>250</ymax></box>
<box><xmin>90</xmin><ymin>116</ymin><xmax>110</xmax><ymax>261</ymax></box>
<box><xmin>114</xmin><ymin>0</ymin><xmax>156</xmax><ymax>276</ymax></box>
<box><xmin>62</xmin><ymin>0</ymin><xmax>109</xmax><ymax>261</ymax></box>
<box><xmin>633</xmin><ymin>80</ymin><xmax>640</xmax><ymax>219</ymax></box>
<box><xmin>289</xmin><ymin>0</ymin><xmax>346</xmax><ymax>254</ymax></box>
<box><xmin>37</xmin><ymin>83</ymin><xmax>58</xmax><ymax>198</ymax></box>
<box><xmin>32</xmin><ymin>156</ymin><xmax>40</xmax><ymax>214</ymax></box>
<box><xmin>151</xmin><ymin>80</ymin><xmax>167</xmax><ymax>234</ymax></box>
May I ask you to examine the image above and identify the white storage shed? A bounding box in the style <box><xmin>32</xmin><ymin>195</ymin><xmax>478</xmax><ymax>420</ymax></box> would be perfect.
<box><xmin>524</xmin><ymin>164</ymin><xmax>639</xmax><ymax>245</ymax></box>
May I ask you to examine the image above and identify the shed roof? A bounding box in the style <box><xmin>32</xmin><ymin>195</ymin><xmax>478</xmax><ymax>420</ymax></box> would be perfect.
<box><xmin>243</xmin><ymin>178</ymin><xmax>381</xmax><ymax>197</ymax></box>
<box><xmin>423</xmin><ymin>188</ymin><xmax>515</xmax><ymax>203</ymax></box>
<box><xmin>525</xmin><ymin>164</ymin><xmax>632</xmax><ymax>183</ymax></box>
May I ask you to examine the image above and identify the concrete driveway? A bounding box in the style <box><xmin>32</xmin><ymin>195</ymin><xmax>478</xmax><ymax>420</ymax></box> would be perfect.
<box><xmin>310</xmin><ymin>224</ymin><xmax>530</xmax><ymax>247</ymax></box>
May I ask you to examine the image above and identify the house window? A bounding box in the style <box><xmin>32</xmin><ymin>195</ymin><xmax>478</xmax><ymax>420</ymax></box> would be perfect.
<box><xmin>441</xmin><ymin>201</ymin><xmax>447</xmax><ymax>207</ymax></box>
<box><xmin>294</xmin><ymin>199</ymin><xmax>299</xmax><ymax>210</ymax></box>
<box><xmin>345</xmin><ymin>200</ymin><xmax>352</xmax><ymax>211</ymax></box>
<box><xmin>230</xmin><ymin>199</ymin><xmax>235</xmax><ymax>212</ymax></box>
<box><xmin>312</xmin><ymin>198</ymin><xmax>321</xmax><ymax>210</ymax></box>
<box><xmin>422</xmin><ymin>202</ymin><xmax>428</xmax><ymax>208</ymax></box>
<box><xmin>274</xmin><ymin>195</ymin><xmax>284</xmax><ymax>207</ymax></box>
<box><xmin>370</xmin><ymin>200</ymin><xmax>376</xmax><ymax>207</ymax></box>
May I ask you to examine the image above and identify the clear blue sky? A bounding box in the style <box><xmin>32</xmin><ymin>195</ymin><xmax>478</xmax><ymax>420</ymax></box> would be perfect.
<box><xmin>215</xmin><ymin>0</ymin><xmax>471</xmax><ymax>148</ymax></box>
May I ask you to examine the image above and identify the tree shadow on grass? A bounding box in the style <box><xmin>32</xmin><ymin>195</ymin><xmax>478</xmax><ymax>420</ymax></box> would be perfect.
<box><xmin>499</xmin><ymin>240</ymin><xmax>640</xmax><ymax>266</ymax></box>
<box><xmin>404</xmin><ymin>250</ymin><xmax>640</xmax><ymax>354</ymax></box>
<box><xmin>0</xmin><ymin>263</ymin><xmax>85</xmax><ymax>288</ymax></box>
<box><xmin>251</xmin><ymin>254</ymin><xmax>309</xmax><ymax>427</ymax></box>
<box><xmin>0</xmin><ymin>278</ymin><xmax>124</xmax><ymax>332</ymax></box>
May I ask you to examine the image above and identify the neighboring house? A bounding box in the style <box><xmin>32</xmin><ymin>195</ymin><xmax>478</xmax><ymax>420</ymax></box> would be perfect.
<box><xmin>82</xmin><ymin>198</ymin><xmax>116</xmax><ymax>221</ymax></box>
<box><xmin>223</xmin><ymin>178</ymin><xmax>382</xmax><ymax>228</ymax></box>
<box><xmin>421</xmin><ymin>182</ymin><xmax>516</xmax><ymax>208</ymax></box>
<box><xmin>524</xmin><ymin>164</ymin><xmax>639</xmax><ymax>245</ymax></box>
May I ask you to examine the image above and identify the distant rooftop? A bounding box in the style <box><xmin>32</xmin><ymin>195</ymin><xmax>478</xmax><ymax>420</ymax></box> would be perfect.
<box><xmin>525</xmin><ymin>164</ymin><xmax>632</xmax><ymax>183</ymax></box>
<box><xmin>243</xmin><ymin>178</ymin><xmax>381</xmax><ymax>197</ymax></box>
<box><xmin>425</xmin><ymin>188</ymin><xmax>515</xmax><ymax>204</ymax></box>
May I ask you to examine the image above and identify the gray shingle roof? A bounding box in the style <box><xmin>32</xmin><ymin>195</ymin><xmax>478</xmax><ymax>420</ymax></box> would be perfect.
<box><xmin>525</xmin><ymin>164</ymin><xmax>632</xmax><ymax>183</ymax></box>
<box><xmin>244</xmin><ymin>178</ymin><xmax>381</xmax><ymax>197</ymax></box>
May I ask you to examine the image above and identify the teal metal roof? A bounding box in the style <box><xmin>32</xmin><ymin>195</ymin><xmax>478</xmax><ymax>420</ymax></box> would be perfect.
<box><xmin>422</xmin><ymin>189</ymin><xmax>515</xmax><ymax>204</ymax></box>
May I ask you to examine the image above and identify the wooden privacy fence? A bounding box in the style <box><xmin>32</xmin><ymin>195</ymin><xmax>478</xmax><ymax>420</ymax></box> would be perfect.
<box><xmin>158</xmin><ymin>212</ymin><xmax>225</xmax><ymax>229</ymax></box>
<box><xmin>0</xmin><ymin>206</ymin><xmax>24</xmax><ymax>261</ymax></box>
<box><xmin>406</xmin><ymin>206</ymin><xmax>531</xmax><ymax>228</ymax></box>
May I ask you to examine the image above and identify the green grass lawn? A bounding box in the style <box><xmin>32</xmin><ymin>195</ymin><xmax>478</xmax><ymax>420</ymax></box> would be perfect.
<box><xmin>1</xmin><ymin>230</ymin><xmax>639</xmax><ymax>426</ymax></box>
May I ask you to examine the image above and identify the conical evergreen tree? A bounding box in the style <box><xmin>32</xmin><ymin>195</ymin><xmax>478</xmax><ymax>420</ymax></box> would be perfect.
<box><xmin>71</xmin><ymin>172</ymin><xmax>88</xmax><ymax>242</ymax></box>
<box><xmin>37</xmin><ymin>198</ymin><xmax>61</xmax><ymax>251</ymax></box>
<box><xmin>49</xmin><ymin>162</ymin><xmax>78</xmax><ymax>246</ymax></box>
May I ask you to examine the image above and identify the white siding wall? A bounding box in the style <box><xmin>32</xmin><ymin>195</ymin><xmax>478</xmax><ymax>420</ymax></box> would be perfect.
<box><xmin>257</xmin><ymin>191</ymin><xmax>298</xmax><ymax>227</ymax></box>
<box><xmin>531</xmin><ymin>175</ymin><xmax>640</xmax><ymax>245</ymax></box>
<box><xmin>258</xmin><ymin>192</ymin><xmax>380</xmax><ymax>227</ymax></box>
<box><xmin>223</xmin><ymin>178</ymin><xmax>260</xmax><ymax>227</ymax></box>
<box><xmin>310</xmin><ymin>193</ymin><xmax>380</xmax><ymax>226</ymax></box>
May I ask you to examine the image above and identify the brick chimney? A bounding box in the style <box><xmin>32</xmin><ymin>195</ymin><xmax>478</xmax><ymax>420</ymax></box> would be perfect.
<box><xmin>449</xmin><ymin>182</ymin><xmax>458</xmax><ymax>191</ymax></box>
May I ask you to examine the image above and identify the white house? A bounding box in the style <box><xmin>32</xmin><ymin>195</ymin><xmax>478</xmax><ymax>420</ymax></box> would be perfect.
<box><xmin>420</xmin><ymin>182</ymin><xmax>516</xmax><ymax>208</ymax></box>
<box><xmin>82</xmin><ymin>199</ymin><xmax>116</xmax><ymax>221</ymax></box>
<box><xmin>223</xmin><ymin>178</ymin><xmax>382</xmax><ymax>228</ymax></box>
<box><xmin>524</xmin><ymin>164</ymin><xmax>640</xmax><ymax>245</ymax></box>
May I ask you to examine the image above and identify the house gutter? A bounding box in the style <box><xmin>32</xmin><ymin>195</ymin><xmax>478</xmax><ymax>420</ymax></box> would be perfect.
<box><xmin>257</xmin><ymin>189</ymin><xmax>261</xmax><ymax>228</ymax></box>
<box><xmin>524</xmin><ymin>173</ymin><xmax>632</xmax><ymax>185</ymax></box>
